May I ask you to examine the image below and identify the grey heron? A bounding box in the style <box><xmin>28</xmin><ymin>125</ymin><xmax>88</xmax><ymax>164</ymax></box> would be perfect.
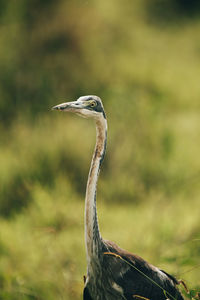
<box><xmin>52</xmin><ymin>95</ymin><xmax>184</xmax><ymax>300</ymax></box>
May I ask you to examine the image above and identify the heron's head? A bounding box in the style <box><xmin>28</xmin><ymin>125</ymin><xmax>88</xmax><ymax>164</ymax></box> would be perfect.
<box><xmin>52</xmin><ymin>95</ymin><xmax>106</xmax><ymax>120</ymax></box>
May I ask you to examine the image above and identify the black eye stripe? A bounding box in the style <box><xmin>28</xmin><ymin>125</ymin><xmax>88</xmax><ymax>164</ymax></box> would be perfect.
<box><xmin>86</xmin><ymin>97</ymin><xmax>93</xmax><ymax>101</ymax></box>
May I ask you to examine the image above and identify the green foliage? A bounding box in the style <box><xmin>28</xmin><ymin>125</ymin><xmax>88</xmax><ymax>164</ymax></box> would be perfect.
<box><xmin>0</xmin><ymin>0</ymin><xmax>199</xmax><ymax>299</ymax></box>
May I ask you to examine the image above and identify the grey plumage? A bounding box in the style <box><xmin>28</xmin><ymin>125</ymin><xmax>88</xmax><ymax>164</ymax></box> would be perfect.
<box><xmin>84</xmin><ymin>239</ymin><xmax>184</xmax><ymax>300</ymax></box>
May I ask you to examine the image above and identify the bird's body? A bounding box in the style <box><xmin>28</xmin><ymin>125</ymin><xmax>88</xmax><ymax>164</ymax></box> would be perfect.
<box><xmin>84</xmin><ymin>239</ymin><xmax>183</xmax><ymax>300</ymax></box>
<box><xmin>52</xmin><ymin>96</ymin><xmax>184</xmax><ymax>300</ymax></box>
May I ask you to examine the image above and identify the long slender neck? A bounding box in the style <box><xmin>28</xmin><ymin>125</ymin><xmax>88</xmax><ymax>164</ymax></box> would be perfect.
<box><xmin>85</xmin><ymin>114</ymin><xmax>107</xmax><ymax>267</ymax></box>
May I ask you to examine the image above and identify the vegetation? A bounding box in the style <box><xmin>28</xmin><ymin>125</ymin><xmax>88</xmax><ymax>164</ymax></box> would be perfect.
<box><xmin>0</xmin><ymin>0</ymin><xmax>199</xmax><ymax>299</ymax></box>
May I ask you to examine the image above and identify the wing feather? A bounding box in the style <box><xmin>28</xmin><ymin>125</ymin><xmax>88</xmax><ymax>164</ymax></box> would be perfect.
<box><xmin>102</xmin><ymin>240</ymin><xmax>184</xmax><ymax>300</ymax></box>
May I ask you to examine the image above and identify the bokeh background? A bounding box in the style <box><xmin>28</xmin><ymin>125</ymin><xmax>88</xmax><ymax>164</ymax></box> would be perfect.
<box><xmin>0</xmin><ymin>0</ymin><xmax>200</xmax><ymax>299</ymax></box>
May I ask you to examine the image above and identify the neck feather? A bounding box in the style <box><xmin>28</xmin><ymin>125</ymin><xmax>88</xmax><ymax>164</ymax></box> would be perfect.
<box><xmin>85</xmin><ymin>114</ymin><xmax>107</xmax><ymax>267</ymax></box>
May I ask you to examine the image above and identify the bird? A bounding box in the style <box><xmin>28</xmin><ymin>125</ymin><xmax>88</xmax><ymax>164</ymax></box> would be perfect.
<box><xmin>52</xmin><ymin>95</ymin><xmax>184</xmax><ymax>300</ymax></box>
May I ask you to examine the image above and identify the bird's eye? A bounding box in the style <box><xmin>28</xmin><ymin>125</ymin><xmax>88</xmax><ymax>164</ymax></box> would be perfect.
<box><xmin>90</xmin><ymin>101</ymin><xmax>97</xmax><ymax>107</ymax></box>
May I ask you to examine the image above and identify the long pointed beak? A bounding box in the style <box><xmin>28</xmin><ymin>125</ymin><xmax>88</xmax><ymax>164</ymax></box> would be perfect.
<box><xmin>51</xmin><ymin>101</ymin><xmax>85</xmax><ymax>111</ymax></box>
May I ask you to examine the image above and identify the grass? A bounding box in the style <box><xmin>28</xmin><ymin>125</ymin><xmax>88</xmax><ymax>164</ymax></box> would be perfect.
<box><xmin>0</xmin><ymin>113</ymin><xmax>199</xmax><ymax>299</ymax></box>
<box><xmin>0</xmin><ymin>1</ymin><xmax>200</xmax><ymax>299</ymax></box>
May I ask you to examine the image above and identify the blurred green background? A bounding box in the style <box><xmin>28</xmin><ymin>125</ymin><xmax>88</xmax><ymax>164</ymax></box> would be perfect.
<box><xmin>0</xmin><ymin>0</ymin><xmax>200</xmax><ymax>299</ymax></box>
